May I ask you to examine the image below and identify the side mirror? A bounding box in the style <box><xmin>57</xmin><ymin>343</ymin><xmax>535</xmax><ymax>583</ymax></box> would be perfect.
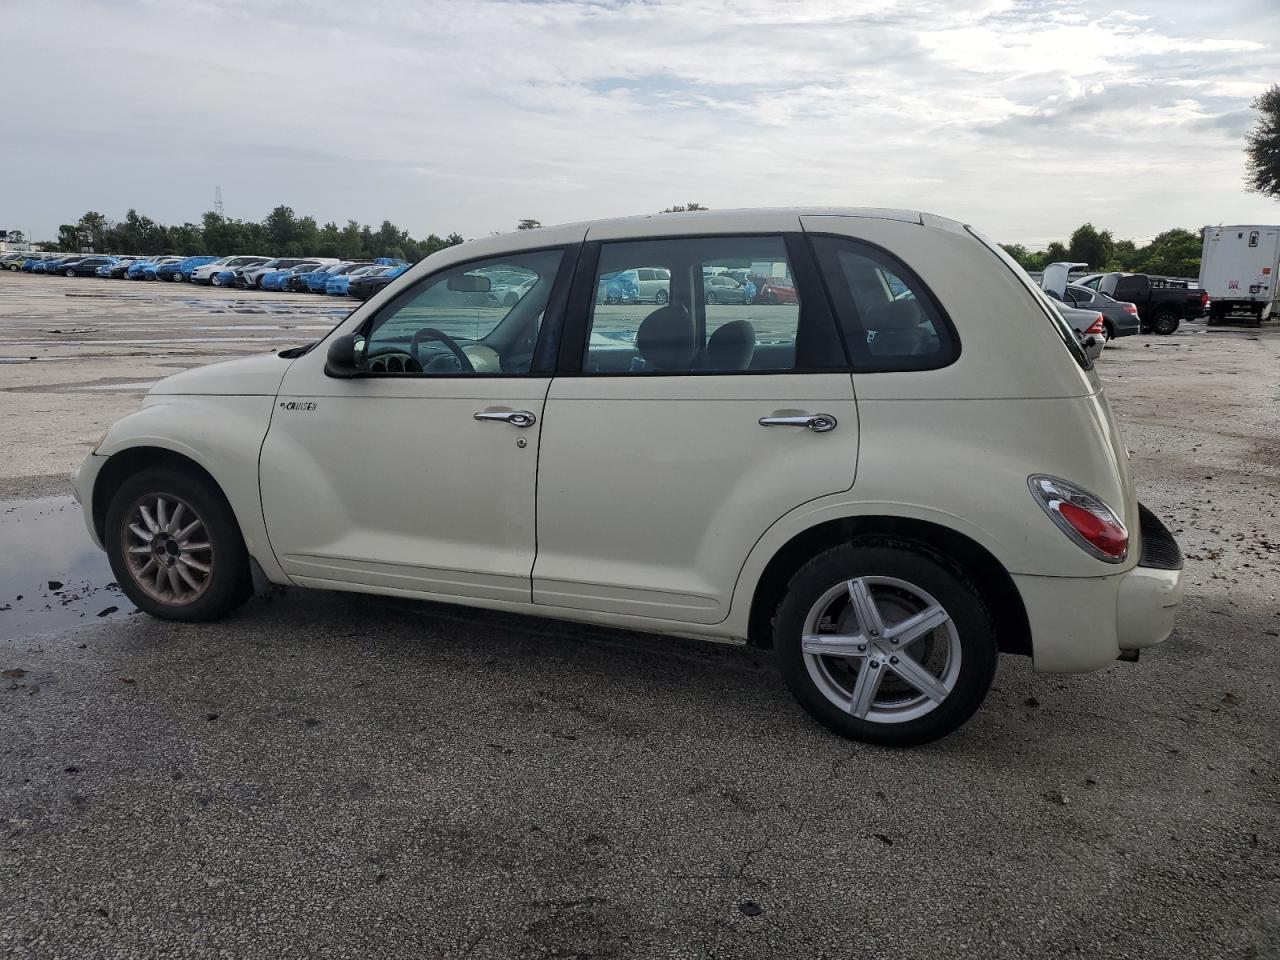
<box><xmin>324</xmin><ymin>333</ymin><xmax>366</xmax><ymax>378</ymax></box>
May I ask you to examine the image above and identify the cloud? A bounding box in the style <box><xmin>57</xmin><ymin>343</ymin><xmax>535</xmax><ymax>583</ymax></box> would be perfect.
<box><xmin>2</xmin><ymin>0</ymin><xmax>1278</xmax><ymax>245</ymax></box>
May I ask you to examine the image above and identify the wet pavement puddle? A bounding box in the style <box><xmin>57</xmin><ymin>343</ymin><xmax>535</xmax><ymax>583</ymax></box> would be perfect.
<box><xmin>0</xmin><ymin>497</ymin><xmax>133</xmax><ymax>640</ymax></box>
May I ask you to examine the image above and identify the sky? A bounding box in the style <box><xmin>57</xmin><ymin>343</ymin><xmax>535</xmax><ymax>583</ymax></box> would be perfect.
<box><xmin>3</xmin><ymin>0</ymin><xmax>1279</xmax><ymax>248</ymax></box>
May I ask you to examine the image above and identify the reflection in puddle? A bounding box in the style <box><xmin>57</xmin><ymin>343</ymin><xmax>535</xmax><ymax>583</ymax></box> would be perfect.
<box><xmin>0</xmin><ymin>497</ymin><xmax>133</xmax><ymax>640</ymax></box>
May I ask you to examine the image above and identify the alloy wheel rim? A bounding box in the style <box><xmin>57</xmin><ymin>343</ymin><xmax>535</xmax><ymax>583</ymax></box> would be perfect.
<box><xmin>801</xmin><ymin>576</ymin><xmax>961</xmax><ymax>724</ymax></box>
<box><xmin>121</xmin><ymin>494</ymin><xmax>214</xmax><ymax>605</ymax></box>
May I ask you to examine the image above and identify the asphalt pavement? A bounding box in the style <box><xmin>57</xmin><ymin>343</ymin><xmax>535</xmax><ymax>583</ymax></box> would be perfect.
<box><xmin>0</xmin><ymin>273</ymin><xmax>1278</xmax><ymax>958</ymax></box>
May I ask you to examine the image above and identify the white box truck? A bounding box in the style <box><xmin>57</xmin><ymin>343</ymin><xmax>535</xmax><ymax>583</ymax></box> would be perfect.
<box><xmin>1200</xmin><ymin>225</ymin><xmax>1280</xmax><ymax>324</ymax></box>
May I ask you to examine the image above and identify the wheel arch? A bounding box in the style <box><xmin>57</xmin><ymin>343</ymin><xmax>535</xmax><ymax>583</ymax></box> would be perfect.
<box><xmin>92</xmin><ymin>445</ymin><xmax>232</xmax><ymax>545</ymax></box>
<box><xmin>744</xmin><ymin>514</ymin><xmax>1033</xmax><ymax>658</ymax></box>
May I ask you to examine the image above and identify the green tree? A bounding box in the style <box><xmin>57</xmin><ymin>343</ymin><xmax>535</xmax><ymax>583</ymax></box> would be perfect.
<box><xmin>1067</xmin><ymin>223</ymin><xmax>1113</xmax><ymax>269</ymax></box>
<box><xmin>661</xmin><ymin>202</ymin><xmax>709</xmax><ymax>213</ymax></box>
<box><xmin>1245</xmin><ymin>83</ymin><xmax>1280</xmax><ymax>200</ymax></box>
<box><xmin>57</xmin><ymin>224</ymin><xmax>80</xmax><ymax>251</ymax></box>
<box><xmin>517</xmin><ymin>219</ymin><xmax>542</xmax><ymax>230</ymax></box>
<box><xmin>7</xmin><ymin>230</ymin><xmax>24</xmax><ymax>243</ymax></box>
<box><xmin>1130</xmin><ymin>229</ymin><xmax>1201</xmax><ymax>277</ymax></box>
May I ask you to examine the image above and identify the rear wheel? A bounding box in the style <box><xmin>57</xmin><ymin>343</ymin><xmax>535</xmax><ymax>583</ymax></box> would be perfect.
<box><xmin>105</xmin><ymin>468</ymin><xmax>252</xmax><ymax>622</ymax></box>
<box><xmin>655</xmin><ymin>289</ymin><xmax>669</xmax><ymax>305</ymax></box>
<box><xmin>1150</xmin><ymin>308</ymin><xmax>1179</xmax><ymax>335</ymax></box>
<box><xmin>66</xmin><ymin>268</ymin><xmax>76</xmax><ymax>277</ymax></box>
<box><xmin>774</xmin><ymin>541</ymin><xmax>997</xmax><ymax>746</ymax></box>
<box><xmin>705</xmin><ymin>291</ymin><xmax>718</xmax><ymax>305</ymax></box>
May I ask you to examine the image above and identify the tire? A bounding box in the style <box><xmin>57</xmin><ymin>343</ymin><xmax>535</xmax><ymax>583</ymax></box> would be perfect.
<box><xmin>705</xmin><ymin>291</ymin><xmax>718</xmax><ymax>305</ymax></box>
<box><xmin>171</xmin><ymin>273</ymin><xmax>184</xmax><ymax>282</ymax></box>
<box><xmin>1102</xmin><ymin>320</ymin><xmax>1115</xmax><ymax>342</ymax></box>
<box><xmin>66</xmin><ymin>268</ymin><xmax>76</xmax><ymax>277</ymax></box>
<box><xmin>210</xmin><ymin>275</ymin><xmax>222</xmax><ymax>286</ymax></box>
<box><xmin>1150</xmin><ymin>308</ymin><xmax>1179</xmax><ymax>335</ymax></box>
<box><xmin>655</xmin><ymin>289</ymin><xmax>669</xmax><ymax>305</ymax></box>
<box><xmin>773</xmin><ymin>541</ymin><xmax>998</xmax><ymax>747</ymax></box>
<box><xmin>104</xmin><ymin>467</ymin><xmax>253</xmax><ymax>622</ymax></box>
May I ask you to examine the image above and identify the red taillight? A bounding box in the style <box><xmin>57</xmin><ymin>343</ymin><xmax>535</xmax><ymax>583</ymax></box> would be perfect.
<box><xmin>1085</xmin><ymin>313</ymin><xmax>1104</xmax><ymax>335</ymax></box>
<box><xmin>1057</xmin><ymin>501</ymin><xmax>1128</xmax><ymax>559</ymax></box>
<box><xmin>1029</xmin><ymin>475</ymin><xmax>1129</xmax><ymax>563</ymax></box>
<box><xmin>1201</xmin><ymin>291</ymin><xmax>1209</xmax><ymax>307</ymax></box>
<box><xmin>1123</xmin><ymin>303</ymin><xmax>1138</xmax><ymax>315</ymax></box>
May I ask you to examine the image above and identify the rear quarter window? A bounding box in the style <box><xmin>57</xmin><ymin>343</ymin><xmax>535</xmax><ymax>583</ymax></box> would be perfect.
<box><xmin>809</xmin><ymin>235</ymin><xmax>957</xmax><ymax>372</ymax></box>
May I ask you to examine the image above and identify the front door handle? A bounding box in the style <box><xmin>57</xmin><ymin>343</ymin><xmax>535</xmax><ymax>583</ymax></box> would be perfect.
<box><xmin>474</xmin><ymin>409</ymin><xmax>537</xmax><ymax>428</ymax></box>
<box><xmin>758</xmin><ymin>413</ymin><xmax>838</xmax><ymax>433</ymax></box>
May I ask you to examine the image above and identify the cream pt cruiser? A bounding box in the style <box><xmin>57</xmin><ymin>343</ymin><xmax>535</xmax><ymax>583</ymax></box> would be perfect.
<box><xmin>73</xmin><ymin>209</ymin><xmax>1185</xmax><ymax>746</ymax></box>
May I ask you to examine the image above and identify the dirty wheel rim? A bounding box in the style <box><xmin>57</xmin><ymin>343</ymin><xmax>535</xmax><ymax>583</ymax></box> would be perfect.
<box><xmin>802</xmin><ymin>576</ymin><xmax>961</xmax><ymax>724</ymax></box>
<box><xmin>121</xmin><ymin>494</ymin><xmax>214</xmax><ymax>605</ymax></box>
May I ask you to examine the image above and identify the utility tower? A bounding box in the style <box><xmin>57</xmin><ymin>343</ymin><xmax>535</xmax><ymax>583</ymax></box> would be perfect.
<box><xmin>214</xmin><ymin>185</ymin><xmax>225</xmax><ymax>217</ymax></box>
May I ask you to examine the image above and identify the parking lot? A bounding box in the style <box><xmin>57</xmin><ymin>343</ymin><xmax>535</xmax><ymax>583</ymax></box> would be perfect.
<box><xmin>1</xmin><ymin>272</ymin><xmax>1278</xmax><ymax>958</ymax></box>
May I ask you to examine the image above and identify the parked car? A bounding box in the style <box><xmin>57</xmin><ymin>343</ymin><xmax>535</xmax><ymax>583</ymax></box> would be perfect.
<box><xmin>1050</xmin><ymin>301</ymin><xmax>1106</xmax><ymax>360</ymax></box>
<box><xmin>140</xmin><ymin>257</ymin><xmax>185</xmax><ymax>280</ymax></box>
<box><xmin>325</xmin><ymin>264</ymin><xmax>389</xmax><ymax>296</ymax></box>
<box><xmin>755</xmin><ymin>275</ymin><xmax>797</xmax><ymax>304</ymax></box>
<box><xmin>0</xmin><ymin>253</ymin><xmax>30</xmax><ymax>271</ymax></box>
<box><xmin>103</xmin><ymin>258</ymin><xmax>143</xmax><ymax>279</ymax></box>
<box><xmin>74</xmin><ymin>208</ymin><xmax>1184</xmax><ymax>748</ymax></box>
<box><xmin>126</xmin><ymin>259</ymin><xmax>161</xmax><ymax>280</ymax></box>
<box><xmin>597</xmin><ymin>270</ymin><xmax>640</xmax><ymax>304</ymax></box>
<box><xmin>1062</xmin><ymin>285</ymin><xmax>1140</xmax><ymax>341</ymax></box>
<box><xmin>347</xmin><ymin>264</ymin><xmax>409</xmax><ymax>301</ymax></box>
<box><xmin>240</xmin><ymin>258</ymin><xmax>335</xmax><ymax>289</ymax></box>
<box><xmin>259</xmin><ymin>262</ymin><xmax>324</xmax><ymax>291</ymax></box>
<box><xmin>1071</xmin><ymin>269</ymin><xmax>1202</xmax><ymax>334</ymax></box>
<box><xmin>703</xmin><ymin>273</ymin><xmax>748</xmax><ymax>304</ymax></box>
<box><xmin>60</xmin><ymin>256</ymin><xmax>117</xmax><ymax>277</ymax></box>
<box><xmin>156</xmin><ymin>255</ymin><xmax>219</xmax><ymax>282</ymax></box>
<box><xmin>33</xmin><ymin>256</ymin><xmax>78</xmax><ymax>274</ymax></box>
<box><xmin>292</xmin><ymin>261</ymin><xmax>372</xmax><ymax>293</ymax></box>
<box><xmin>193</xmin><ymin>256</ymin><xmax>270</xmax><ymax>286</ymax></box>
<box><xmin>20</xmin><ymin>255</ymin><xmax>54</xmax><ymax>272</ymax></box>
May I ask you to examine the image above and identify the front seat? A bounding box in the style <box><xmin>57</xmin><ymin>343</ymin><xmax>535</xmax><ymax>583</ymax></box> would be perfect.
<box><xmin>697</xmin><ymin>319</ymin><xmax>755</xmax><ymax>371</ymax></box>
<box><xmin>865</xmin><ymin>300</ymin><xmax>929</xmax><ymax>356</ymax></box>
<box><xmin>635</xmin><ymin>304</ymin><xmax>697</xmax><ymax>371</ymax></box>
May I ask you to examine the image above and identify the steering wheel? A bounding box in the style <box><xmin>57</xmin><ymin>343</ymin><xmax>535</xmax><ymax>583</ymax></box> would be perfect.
<box><xmin>408</xmin><ymin>327</ymin><xmax>474</xmax><ymax>373</ymax></box>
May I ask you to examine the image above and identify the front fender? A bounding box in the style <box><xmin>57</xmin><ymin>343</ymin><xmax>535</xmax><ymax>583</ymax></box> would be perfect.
<box><xmin>94</xmin><ymin>396</ymin><xmax>285</xmax><ymax>582</ymax></box>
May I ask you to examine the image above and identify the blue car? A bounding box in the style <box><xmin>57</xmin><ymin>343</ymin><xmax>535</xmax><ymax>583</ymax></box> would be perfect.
<box><xmin>597</xmin><ymin>270</ymin><xmax>640</xmax><ymax>304</ymax></box>
<box><xmin>126</xmin><ymin>259</ymin><xmax>157</xmax><ymax>280</ymax></box>
<box><xmin>326</xmin><ymin>265</ymin><xmax>388</xmax><ymax>296</ymax></box>
<box><xmin>155</xmin><ymin>255</ymin><xmax>218</xmax><ymax>282</ymax></box>
<box><xmin>292</xmin><ymin>261</ymin><xmax>368</xmax><ymax>293</ymax></box>
<box><xmin>211</xmin><ymin>268</ymin><xmax>239</xmax><ymax>287</ymax></box>
<box><xmin>22</xmin><ymin>256</ymin><xmax>50</xmax><ymax>272</ymax></box>
<box><xmin>259</xmin><ymin>262</ymin><xmax>323</xmax><ymax>291</ymax></box>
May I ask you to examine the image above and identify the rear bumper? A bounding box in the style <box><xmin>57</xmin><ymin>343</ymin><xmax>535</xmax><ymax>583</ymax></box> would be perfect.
<box><xmin>1016</xmin><ymin>502</ymin><xmax>1185</xmax><ymax>673</ymax></box>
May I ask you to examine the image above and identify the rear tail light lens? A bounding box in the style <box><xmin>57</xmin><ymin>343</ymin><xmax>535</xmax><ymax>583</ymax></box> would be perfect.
<box><xmin>1123</xmin><ymin>303</ymin><xmax>1138</xmax><ymax>315</ymax></box>
<box><xmin>1028</xmin><ymin>475</ymin><xmax>1128</xmax><ymax>563</ymax></box>
<box><xmin>1201</xmin><ymin>291</ymin><xmax>1209</xmax><ymax>308</ymax></box>
<box><xmin>1085</xmin><ymin>314</ymin><xmax>1105</xmax><ymax>336</ymax></box>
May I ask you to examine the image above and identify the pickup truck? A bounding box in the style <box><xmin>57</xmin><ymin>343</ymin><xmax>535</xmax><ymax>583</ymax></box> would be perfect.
<box><xmin>1076</xmin><ymin>272</ymin><xmax>1205</xmax><ymax>335</ymax></box>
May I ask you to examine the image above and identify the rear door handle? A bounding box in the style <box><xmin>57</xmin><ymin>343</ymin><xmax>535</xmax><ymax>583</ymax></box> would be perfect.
<box><xmin>474</xmin><ymin>409</ymin><xmax>537</xmax><ymax>428</ymax></box>
<box><xmin>758</xmin><ymin>414</ymin><xmax>838</xmax><ymax>433</ymax></box>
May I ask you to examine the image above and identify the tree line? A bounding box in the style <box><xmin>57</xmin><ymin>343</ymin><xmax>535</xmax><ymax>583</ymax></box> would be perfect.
<box><xmin>999</xmin><ymin>224</ymin><xmax>1204</xmax><ymax>278</ymax></box>
<box><xmin>41</xmin><ymin>207</ymin><xmax>466</xmax><ymax>263</ymax></box>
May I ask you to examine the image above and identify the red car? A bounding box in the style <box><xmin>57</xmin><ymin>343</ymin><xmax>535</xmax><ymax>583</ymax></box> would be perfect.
<box><xmin>755</xmin><ymin>275</ymin><xmax>797</xmax><ymax>305</ymax></box>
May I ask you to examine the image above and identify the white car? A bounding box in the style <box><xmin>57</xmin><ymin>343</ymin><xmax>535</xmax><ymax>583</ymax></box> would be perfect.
<box><xmin>190</xmin><ymin>255</ymin><xmax>270</xmax><ymax>285</ymax></box>
<box><xmin>72</xmin><ymin>208</ymin><xmax>1185</xmax><ymax>746</ymax></box>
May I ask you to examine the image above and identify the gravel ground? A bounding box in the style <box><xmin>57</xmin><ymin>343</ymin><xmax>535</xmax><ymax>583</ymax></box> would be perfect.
<box><xmin>1</xmin><ymin>273</ymin><xmax>1278</xmax><ymax>958</ymax></box>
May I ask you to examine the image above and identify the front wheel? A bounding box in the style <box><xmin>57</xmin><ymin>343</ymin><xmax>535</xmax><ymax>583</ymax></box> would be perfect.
<box><xmin>774</xmin><ymin>542</ymin><xmax>997</xmax><ymax>746</ymax></box>
<box><xmin>655</xmin><ymin>289</ymin><xmax>669</xmax><ymax>305</ymax></box>
<box><xmin>66</xmin><ymin>268</ymin><xmax>76</xmax><ymax>277</ymax></box>
<box><xmin>1150</xmin><ymin>309</ymin><xmax>1179</xmax><ymax>335</ymax></box>
<box><xmin>704</xmin><ymin>291</ymin><xmax>718</xmax><ymax>305</ymax></box>
<box><xmin>105</xmin><ymin>468</ymin><xmax>253</xmax><ymax>622</ymax></box>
